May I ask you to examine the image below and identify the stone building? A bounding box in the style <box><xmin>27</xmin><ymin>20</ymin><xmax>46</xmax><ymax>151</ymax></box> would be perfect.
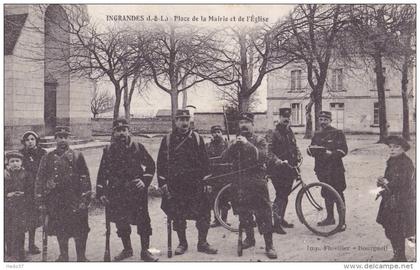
<box><xmin>5</xmin><ymin>4</ymin><xmax>92</xmax><ymax>148</ymax></box>
<box><xmin>266</xmin><ymin>59</ymin><xmax>415</xmax><ymax>134</ymax></box>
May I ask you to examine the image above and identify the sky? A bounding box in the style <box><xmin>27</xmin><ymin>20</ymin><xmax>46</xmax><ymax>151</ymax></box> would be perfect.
<box><xmin>87</xmin><ymin>4</ymin><xmax>294</xmax><ymax>116</ymax></box>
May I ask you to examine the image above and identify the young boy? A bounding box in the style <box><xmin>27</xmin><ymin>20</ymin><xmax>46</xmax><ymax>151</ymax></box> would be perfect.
<box><xmin>5</xmin><ymin>151</ymin><xmax>30</xmax><ymax>261</ymax></box>
<box><xmin>376</xmin><ymin>136</ymin><xmax>415</xmax><ymax>262</ymax></box>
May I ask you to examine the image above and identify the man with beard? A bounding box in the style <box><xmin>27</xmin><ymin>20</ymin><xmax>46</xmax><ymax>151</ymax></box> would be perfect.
<box><xmin>35</xmin><ymin>126</ymin><xmax>92</xmax><ymax>261</ymax></box>
<box><xmin>307</xmin><ymin>111</ymin><xmax>348</xmax><ymax>231</ymax></box>
<box><xmin>205</xmin><ymin>125</ymin><xmax>230</xmax><ymax>228</ymax></box>
<box><xmin>267</xmin><ymin>108</ymin><xmax>301</xmax><ymax>235</ymax></box>
<box><xmin>157</xmin><ymin>109</ymin><xmax>217</xmax><ymax>256</ymax></box>
<box><xmin>20</xmin><ymin>131</ymin><xmax>47</xmax><ymax>254</ymax></box>
<box><xmin>221</xmin><ymin>113</ymin><xmax>277</xmax><ymax>259</ymax></box>
<box><xmin>96</xmin><ymin>119</ymin><xmax>158</xmax><ymax>262</ymax></box>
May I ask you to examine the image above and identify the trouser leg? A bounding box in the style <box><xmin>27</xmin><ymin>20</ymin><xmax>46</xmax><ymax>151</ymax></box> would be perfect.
<box><xmin>116</xmin><ymin>221</ymin><xmax>133</xmax><ymax>251</ymax></box>
<box><xmin>325</xmin><ymin>199</ymin><xmax>334</xmax><ymax>220</ymax></box>
<box><xmin>56</xmin><ymin>234</ymin><xmax>69</xmax><ymax>261</ymax></box>
<box><xmin>75</xmin><ymin>232</ymin><xmax>89</xmax><ymax>262</ymax></box>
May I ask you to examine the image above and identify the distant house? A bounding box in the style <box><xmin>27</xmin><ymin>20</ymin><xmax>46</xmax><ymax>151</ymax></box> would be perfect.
<box><xmin>156</xmin><ymin>109</ymin><xmax>172</xmax><ymax>120</ymax></box>
<box><xmin>266</xmin><ymin>58</ymin><xmax>415</xmax><ymax>134</ymax></box>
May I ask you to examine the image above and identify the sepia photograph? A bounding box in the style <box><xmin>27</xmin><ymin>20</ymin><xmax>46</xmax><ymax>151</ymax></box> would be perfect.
<box><xmin>2</xmin><ymin>1</ymin><xmax>417</xmax><ymax>268</ymax></box>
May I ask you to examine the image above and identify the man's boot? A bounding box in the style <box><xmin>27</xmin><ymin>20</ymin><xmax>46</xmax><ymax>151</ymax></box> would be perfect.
<box><xmin>114</xmin><ymin>235</ymin><xmax>133</xmax><ymax>261</ymax></box>
<box><xmin>56</xmin><ymin>236</ymin><xmax>69</xmax><ymax>262</ymax></box>
<box><xmin>28</xmin><ymin>228</ymin><xmax>41</xmax><ymax>254</ymax></box>
<box><xmin>394</xmin><ymin>237</ymin><xmax>407</xmax><ymax>262</ymax></box>
<box><xmin>317</xmin><ymin>199</ymin><xmax>335</xmax><ymax>226</ymax></box>
<box><xmin>242</xmin><ymin>228</ymin><xmax>256</xmax><ymax>249</ymax></box>
<box><xmin>279</xmin><ymin>198</ymin><xmax>294</xmax><ymax>228</ymax></box>
<box><xmin>197</xmin><ymin>229</ymin><xmax>218</xmax><ymax>254</ymax></box>
<box><xmin>75</xmin><ymin>233</ymin><xmax>89</xmax><ymax>262</ymax></box>
<box><xmin>174</xmin><ymin>230</ymin><xmax>188</xmax><ymax>255</ymax></box>
<box><xmin>272</xmin><ymin>205</ymin><xmax>286</xmax><ymax>235</ymax></box>
<box><xmin>264</xmin><ymin>233</ymin><xmax>278</xmax><ymax>259</ymax></box>
<box><xmin>140</xmin><ymin>234</ymin><xmax>158</xmax><ymax>262</ymax></box>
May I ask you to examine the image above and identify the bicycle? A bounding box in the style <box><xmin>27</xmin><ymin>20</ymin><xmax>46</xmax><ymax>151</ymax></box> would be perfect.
<box><xmin>212</xmin><ymin>160</ymin><xmax>346</xmax><ymax>238</ymax></box>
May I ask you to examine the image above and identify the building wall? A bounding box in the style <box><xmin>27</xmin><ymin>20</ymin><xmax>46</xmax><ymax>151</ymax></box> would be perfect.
<box><xmin>5</xmin><ymin>4</ymin><xmax>92</xmax><ymax>148</ymax></box>
<box><xmin>266</xmin><ymin>59</ymin><xmax>415</xmax><ymax>134</ymax></box>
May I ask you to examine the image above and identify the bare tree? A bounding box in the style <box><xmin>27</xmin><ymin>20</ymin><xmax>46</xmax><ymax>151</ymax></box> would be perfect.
<box><xmin>277</xmin><ymin>4</ymin><xmax>347</xmax><ymax>137</ymax></box>
<box><xmin>90</xmin><ymin>81</ymin><xmax>114</xmax><ymax>118</ymax></box>
<box><xmin>348</xmin><ymin>4</ymin><xmax>408</xmax><ymax>142</ymax></box>
<box><xmin>216</xmin><ymin>84</ymin><xmax>260</xmax><ymax>111</ymax></box>
<box><xmin>203</xmin><ymin>25</ymin><xmax>294</xmax><ymax>113</ymax></box>
<box><xmin>135</xmin><ymin>24</ymin><xmax>219</xmax><ymax>129</ymax></box>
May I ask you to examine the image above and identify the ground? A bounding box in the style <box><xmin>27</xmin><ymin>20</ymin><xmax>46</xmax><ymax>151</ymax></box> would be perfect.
<box><xmin>20</xmin><ymin>134</ymin><xmax>416</xmax><ymax>262</ymax></box>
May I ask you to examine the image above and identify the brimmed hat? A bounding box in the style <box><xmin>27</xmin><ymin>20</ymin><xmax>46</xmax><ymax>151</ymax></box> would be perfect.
<box><xmin>6</xmin><ymin>151</ymin><xmax>24</xmax><ymax>161</ymax></box>
<box><xmin>319</xmin><ymin>111</ymin><xmax>332</xmax><ymax>119</ymax></box>
<box><xmin>55</xmin><ymin>126</ymin><xmax>71</xmax><ymax>136</ymax></box>
<box><xmin>113</xmin><ymin>119</ymin><xmax>130</xmax><ymax>130</ymax></box>
<box><xmin>175</xmin><ymin>110</ymin><xmax>190</xmax><ymax>119</ymax></box>
<box><xmin>279</xmin><ymin>108</ymin><xmax>292</xmax><ymax>117</ymax></box>
<box><xmin>21</xmin><ymin>130</ymin><xmax>40</xmax><ymax>144</ymax></box>
<box><xmin>238</xmin><ymin>112</ymin><xmax>254</xmax><ymax>122</ymax></box>
<box><xmin>211</xmin><ymin>125</ymin><xmax>223</xmax><ymax>133</ymax></box>
<box><xmin>385</xmin><ymin>135</ymin><xmax>410</xmax><ymax>151</ymax></box>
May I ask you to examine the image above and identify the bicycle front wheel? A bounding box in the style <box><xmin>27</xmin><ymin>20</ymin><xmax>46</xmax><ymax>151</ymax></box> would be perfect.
<box><xmin>214</xmin><ymin>183</ymin><xmax>239</xmax><ymax>232</ymax></box>
<box><xmin>295</xmin><ymin>182</ymin><xmax>345</xmax><ymax>237</ymax></box>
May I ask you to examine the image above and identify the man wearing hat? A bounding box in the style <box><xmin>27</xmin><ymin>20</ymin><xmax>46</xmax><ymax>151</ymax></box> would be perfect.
<box><xmin>35</xmin><ymin>126</ymin><xmax>92</xmax><ymax>261</ymax></box>
<box><xmin>376</xmin><ymin>136</ymin><xmax>414</xmax><ymax>261</ymax></box>
<box><xmin>19</xmin><ymin>131</ymin><xmax>47</xmax><ymax>254</ymax></box>
<box><xmin>307</xmin><ymin>111</ymin><xmax>348</xmax><ymax>231</ymax></box>
<box><xmin>221</xmin><ymin>112</ymin><xmax>277</xmax><ymax>259</ymax></box>
<box><xmin>206</xmin><ymin>125</ymin><xmax>230</xmax><ymax>227</ymax></box>
<box><xmin>96</xmin><ymin>119</ymin><xmax>158</xmax><ymax>262</ymax></box>
<box><xmin>157</xmin><ymin>109</ymin><xmax>217</xmax><ymax>255</ymax></box>
<box><xmin>267</xmin><ymin>108</ymin><xmax>302</xmax><ymax>234</ymax></box>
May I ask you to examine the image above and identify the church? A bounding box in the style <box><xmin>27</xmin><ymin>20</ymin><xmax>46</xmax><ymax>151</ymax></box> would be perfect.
<box><xmin>5</xmin><ymin>4</ymin><xmax>92</xmax><ymax>148</ymax></box>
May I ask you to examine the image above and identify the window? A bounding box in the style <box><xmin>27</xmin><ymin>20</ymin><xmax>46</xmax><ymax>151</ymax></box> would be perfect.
<box><xmin>331</xmin><ymin>68</ymin><xmax>343</xmax><ymax>91</ymax></box>
<box><xmin>330</xmin><ymin>103</ymin><xmax>345</xmax><ymax>129</ymax></box>
<box><xmin>291</xmin><ymin>103</ymin><xmax>303</xmax><ymax>125</ymax></box>
<box><xmin>373</xmin><ymin>102</ymin><xmax>379</xmax><ymax>125</ymax></box>
<box><xmin>290</xmin><ymin>70</ymin><xmax>302</xmax><ymax>91</ymax></box>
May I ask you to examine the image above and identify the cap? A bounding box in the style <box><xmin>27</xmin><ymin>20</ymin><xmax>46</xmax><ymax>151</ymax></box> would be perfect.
<box><xmin>113</xmin><ymin>119</ymin><xmax>129</xmax><ymax>130</ymax></box>
<box><xmin>175</xmin><ymin>110</ymin><xmax>191</xmax><ymax>119</ymax></box>
<box><xmin>55</xmin><ymin>126</ymin><xmax>71</xmax><ymax>136</ymax></box>
<box><xmin>6</xmin><ymin>151</ymin><xmax>24</xmax><ymax>161</ymax></box>
<box><xmin>319</xmin><ymin>111</ymin><xmax>332</xmax><ymax>119</ymax></box>
<box><xmin>238</xmin><ymin>112</ymin><xmax>254</xmax><ymax>122</ymax></box>
<box><xmin>279</xmin><ymin>108</ymin><xmax>292</xmax><ymax>117</ymax></box>
<box><xmin>22</xmin><ymin>130</ymin><xmax>40</xmax><ymax>143</ymax></box>
<box><xmin>211</xmin><ymin>125</ymin><xmax>223</xmax><ymax>133</ymax></box>
<box><xmin>384</xmin><ymin>135</ymin><xmax>410</xmax><ymax>151</ymax></box>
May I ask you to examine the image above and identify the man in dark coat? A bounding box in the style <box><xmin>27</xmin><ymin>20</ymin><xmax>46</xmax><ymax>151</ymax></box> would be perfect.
<box><xmin>267</xmin><ymin>108</ymin><xmax>301</xmax><ymax>235</ymax></box>
<box><xmin>307</xmin><ymin>111</ymin><xmax>347</xmax><ymax>231</ymax></box>
<box><xmin>221</xmin><ymin>112</ymin><xmax>277</xmax><ymax>259</ymax></box>
<box><xmin>157</xmin><ymin>109</ymin><xmax>217</xmax><ymax>256</ymax></box>
<box><xmin>35</xmin><ymin>126</ymin><xmax>92</xmax><ymax>262</ymax></box>
<box><xmin>96</xmin><ymin>119</ymin><xmax>158</xmax><ymax>262</ymax></box>
<box><xmin>376</xmin><ymin>136</ymin><xmax>415</xmax><ymax>262</ymax></box>
<box><xmin>20</xmin><ymin>131</ymin><xmax>47</xmax><ymax>254</ymax></box>
<box><xmin>206</xmin><ymin>125</ymin><xmax>230</xmax><ymax>227</ymax></box>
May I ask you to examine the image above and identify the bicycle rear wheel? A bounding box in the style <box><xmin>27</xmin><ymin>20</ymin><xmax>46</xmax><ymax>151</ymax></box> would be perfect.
<box><xmin>295</xmin><ymin>182</ymin><xmax>345</xmax><ymax>237</ymax></box>
<box><xmin>214</xmin><ymin>183</ymin><xmax>239</xmax><ymax>232</ymax></box>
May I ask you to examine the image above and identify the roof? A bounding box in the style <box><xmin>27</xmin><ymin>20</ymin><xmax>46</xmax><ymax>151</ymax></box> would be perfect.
<box><xmin>156</xmin><ymin>109</ymin><xmax>171</xmax><ymax>117</ymax></box>
<box><xmin>4</xmin><ymin>13</ymin><xmax>28</xmax><ymax>56</ymax></box>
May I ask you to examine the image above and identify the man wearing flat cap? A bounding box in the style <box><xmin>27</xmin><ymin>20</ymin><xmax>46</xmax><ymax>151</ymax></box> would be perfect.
<box><xmin>221</xmin><ymin>112</ymin><xmax>277</xmax><ymax>259</ymax></box>
<box><xmin>307</xmin><ymin>111</ymin><xmax>348</xmax><ymax>231</ymax></box>
<box><xmin>36</xmin><ymin>126</ymin><xmax>92</xmax><ymax>261</ymax></box>
<box><xmin>157</xmin><ymin>110</ymin><xmax>217</xmax><ymax>256</ymax></box>
<box><xmin>267</xmin><ymin>108</ymin><xmax>302</xmax><ymax>234</ymax></box>
<box><xmin>206</xmin><ymin>125</ymin><xmax>230</xmax><ymax>227</ymax></box>
<box><xmin>96</xmin><ymin>119</ymin><xmax>158</xmax><ymax>262</ymax></box>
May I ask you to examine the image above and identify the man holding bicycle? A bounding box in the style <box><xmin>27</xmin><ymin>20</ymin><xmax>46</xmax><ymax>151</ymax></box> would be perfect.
<box><xmin>221</xmin><ymin>112</ymin><xmax>277</xmax><ymax>259</ymax></box>
<box><xmin>267</xmin><ymin>108</ymin><xmax>302</xmax><ymax>235</ymax></box>
<box><xmin>307</xmin><ymin>111</ymin><xmax>348</xmax><ymax>232</ymax></box>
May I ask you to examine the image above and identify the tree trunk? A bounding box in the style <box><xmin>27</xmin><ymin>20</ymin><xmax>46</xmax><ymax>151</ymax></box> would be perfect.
<box><xmin>313</xmin><ymin>89</ymin><xmax>323</xmax><ymax>131</ymax></box>
<box><xmin>170</xmin><ymin>90</ymin><xmax>179</xmax><ymax>131</ymax></box>
<box><xmin>401</xmin><ymin>59</ymin><xmax>410</xmax><ymax>141</ymax></box>
<box><xmin>304</xmin><ymin>98</ymin><xmax>314</xmax><ymax>139</ymax></box>
<box><xmin>182</xmin><ymin>90</ymin><xmax>187</xmax><ymax>109</ymax></box>
<box><xmin>238</xmin><ymin>93</ymin><xmax>250</xmax><ymax>113</ymax></box>
<box><xmin>113</xmin><ymin>85</ymin><xmax>122</xmax><ymax>121</ymax></box>
<box><xmin>374</xmin><ymin>52</ymin><xmax>389</xmax><ymax>143</ymax></box>
<box><xmin>123</xmin><ymin>76</ymin><xmax>131</xmax><ymax>121</ymax></box>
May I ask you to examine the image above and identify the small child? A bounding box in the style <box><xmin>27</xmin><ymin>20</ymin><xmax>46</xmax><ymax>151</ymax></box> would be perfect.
<box><xmin>5</xmin><ymin>151</ymin><xmax>30</xmax><ymax>261</ymax></box>
<box><xmin>376</xmin><ymin>136</ymin><xmax>415</xmax><ymax>262</ymax></box>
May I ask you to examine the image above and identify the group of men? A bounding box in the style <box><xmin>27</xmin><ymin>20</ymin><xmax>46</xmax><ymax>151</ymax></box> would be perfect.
<box><xmin>25</xmin><ymin>107</ymin><xmax>348</xmax><ymax>262</ymax></box>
